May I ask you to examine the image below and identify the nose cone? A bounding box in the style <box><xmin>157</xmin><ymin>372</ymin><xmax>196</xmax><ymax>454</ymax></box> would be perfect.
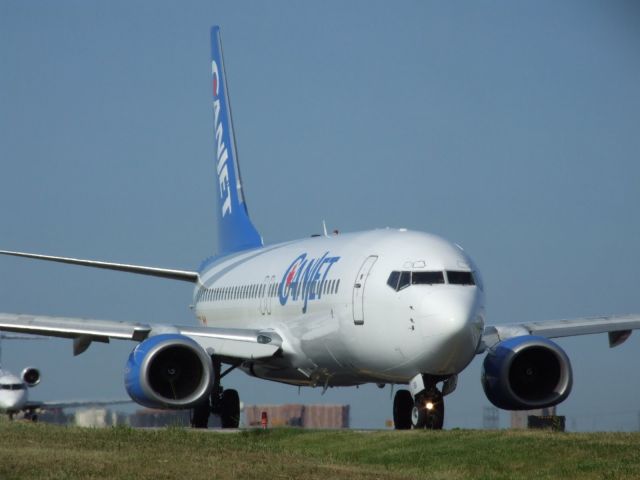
<box><xmin>0</xmin><ymin>389</ymin><xmax>27</xmax><ymax>411</ymax></box>
<box><xmin>416</xmin><ymin>287</ymin><xmax>484</xmax><ymax>374</ymax></box>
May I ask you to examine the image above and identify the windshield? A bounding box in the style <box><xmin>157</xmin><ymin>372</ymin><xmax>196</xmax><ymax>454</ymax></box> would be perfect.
<box><xmin>387</xmin><ymin>270</ymin><xmax>475</xmax><ymax>291</ymax></box>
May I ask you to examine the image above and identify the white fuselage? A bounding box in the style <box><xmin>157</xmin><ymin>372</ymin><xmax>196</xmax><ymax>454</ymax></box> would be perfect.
<box><xmin>0</xmin><ymin>371</ymin><xmax>28</xmax><ymax>413</ymax></box>
<box><xmin>193</xmin><ymin>229</ymin><xmax>486</xmax><ymax>387</ymax></box>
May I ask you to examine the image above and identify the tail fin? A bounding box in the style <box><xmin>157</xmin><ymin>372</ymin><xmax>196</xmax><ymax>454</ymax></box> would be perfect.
<box><xmin>210</xmin><ymin>26</ymin><xmax>263</xmax><ymax>254</ymax></box>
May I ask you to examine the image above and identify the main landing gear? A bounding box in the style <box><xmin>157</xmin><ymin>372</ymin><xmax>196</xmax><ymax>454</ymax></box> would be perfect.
<box><xmin>393</xmin><ymin>375</ymin><xmax>446</xmax><ymax>430</ymax></box>
<box><xmin>190</xmin><ymin>356</ymin><xmax>240</xmax><ymax>429</ymax></box>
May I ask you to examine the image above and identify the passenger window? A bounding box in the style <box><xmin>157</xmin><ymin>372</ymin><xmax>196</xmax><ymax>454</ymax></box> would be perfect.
<box><xmin>335</xmin><ymin>279</ymin><xmax>340</xmax><ymax>293</ymax></box>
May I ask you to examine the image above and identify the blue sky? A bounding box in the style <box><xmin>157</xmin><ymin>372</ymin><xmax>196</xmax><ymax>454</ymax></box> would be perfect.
<box><xmin>1</xmin><ymin>1</ymin><xmax>639</xmax><ymax>430</ymax></box>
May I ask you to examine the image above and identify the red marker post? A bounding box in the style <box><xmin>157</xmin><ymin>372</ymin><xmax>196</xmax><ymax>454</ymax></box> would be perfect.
<box><xmin>261</xmin><ymin>411</ymin><xmax>268</xmax><ymax>429</ymax></box>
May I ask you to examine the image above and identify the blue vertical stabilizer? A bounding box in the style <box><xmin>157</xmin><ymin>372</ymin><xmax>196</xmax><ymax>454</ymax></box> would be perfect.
<box><xmin>210</xmin><ymin>26</ymin><xmax>263</xmax><ymax>254</ymax></box>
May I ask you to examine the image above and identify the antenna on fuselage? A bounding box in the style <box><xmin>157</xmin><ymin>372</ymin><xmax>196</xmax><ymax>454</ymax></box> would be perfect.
<box><xmin>322</xmin><ymin>220</ymin><xmax>328</xmax><ymax>237</ymax></box>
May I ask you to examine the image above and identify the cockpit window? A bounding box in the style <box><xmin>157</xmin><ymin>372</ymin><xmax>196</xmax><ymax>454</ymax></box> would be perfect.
<box><xmin>447</xmin><ymin>271</ymin><xmax>475</xmax><ymax>285</ymax></box>
<box><xmin>412</xmin><ymin>271</ymin><xmax>445</xmax><ymax>285</ymax></box>
<box><xmin>398</xmin><ymin>271</ymin><xmax>411</xmax><ymax>290</ymax></box>
<box><xmin>0</xmin><ymin>384</ymin><xmax>24</xmax><ymax>390</ymax></box>
<box><xmin>387</xmin><ymin>270</ymin><xmax>444</xmax><ymax>291</ymax></box>
<box><xmin>386</xmin><ymin>271</ymin><xmax>400</xmax><ymax>290</ymax></box>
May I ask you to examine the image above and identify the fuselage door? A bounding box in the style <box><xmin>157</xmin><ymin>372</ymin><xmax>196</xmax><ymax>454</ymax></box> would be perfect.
<box><xmin>353</xmin><ymin>255</ymin><xmax>378</xmax><ymax>325</ymax></box>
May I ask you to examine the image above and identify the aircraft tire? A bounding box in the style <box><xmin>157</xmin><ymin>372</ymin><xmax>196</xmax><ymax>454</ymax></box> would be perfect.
<box><xmin>411</xmin><ymin>390</ymin><xmax>444</xmax><ymax>430</ymax></box>
<box><xmin>190</xmin><ymin>400</ymin><xmax>210</xmax><ymax>428</ymax></box>
<box><xmin>393</xmin><ymin>390</ymin><xmax>413</xmax><ymax>430</ymax></box>
<box><xmin>220</xmin><ymin>389</ymin><xmax>240</xmax><ymax>428</ymax></box>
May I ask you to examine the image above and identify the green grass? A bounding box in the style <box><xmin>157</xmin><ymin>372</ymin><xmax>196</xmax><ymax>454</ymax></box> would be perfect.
<box><xmin>1</xmin><ymin>423</ymin><xmax>639</xmax><ymax>479</ymax></box>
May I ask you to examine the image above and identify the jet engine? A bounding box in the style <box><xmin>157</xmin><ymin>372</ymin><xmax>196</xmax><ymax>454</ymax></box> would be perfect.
<box><xmin>21</xmin><ymin>367</ymin><xmax>41</xmax><ymax>387</ymax></box>
<box><xmin>481</xmin><ymin>335</ymin><xmax>572</xmax><ymax>410</ymax></box>
<box><xmin>124</xmin><ymin>334</ymin><xmax>213</xmax><ymax>409</ymax></box>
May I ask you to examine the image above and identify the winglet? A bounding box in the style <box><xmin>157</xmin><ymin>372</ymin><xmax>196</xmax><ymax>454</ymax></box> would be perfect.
<box><xmin>210</xmin><ymin>26</ymin><xmax>263</xmax><ymax>254</ymax></box>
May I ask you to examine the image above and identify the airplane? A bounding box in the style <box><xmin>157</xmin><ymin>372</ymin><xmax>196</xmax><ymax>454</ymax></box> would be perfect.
<box><xmin>0</xmin><ymin>335</ymin><xmax>131</xmax><ymax>421</ymax></box>
<box><xmin>1</xmin><ymin>26</ymin><xmax>639</xmax><ymax>430</ymax></box>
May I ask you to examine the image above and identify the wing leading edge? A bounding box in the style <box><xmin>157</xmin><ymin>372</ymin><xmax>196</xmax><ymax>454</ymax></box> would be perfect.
<box><xmin>0</xmin><ymin>250</ymin><xmax>199</xmax><ymax>282</ymax></box>
<box><xmin>24</xmin><ymin>399</ymin><xmax>133</xmax><ymax>411</ymax></box>
<box><xmin>479</xmin><ymin>314</ymin><xmax>640</xmax><ymax>353</ymax></box>
<box><xmin>0</xmin><ymin>313</ymin><xmax>281</xmax><ymax>360</ymax></box>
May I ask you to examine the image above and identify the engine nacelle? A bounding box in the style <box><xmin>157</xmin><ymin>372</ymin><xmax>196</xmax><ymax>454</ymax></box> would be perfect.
<box><xmin>124</xmin><ymin>334</ymin><xmax>213</xmax><ymax>409</ymax></box>
<box><xmin>481</xmin><ymin>335</ymin><xmax>572</xmax><ymax>410</ymax></box>
<box><xmin>21</xmin><ymin>367</ymin><xmax>41</xmax><ymax>387</ymax></box>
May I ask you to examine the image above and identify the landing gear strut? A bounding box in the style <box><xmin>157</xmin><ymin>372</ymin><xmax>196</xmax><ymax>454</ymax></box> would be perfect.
<box><xmin>190</xmin><ymin>356</ymin><xmax>241</xmax><ymax>429</ymax></box>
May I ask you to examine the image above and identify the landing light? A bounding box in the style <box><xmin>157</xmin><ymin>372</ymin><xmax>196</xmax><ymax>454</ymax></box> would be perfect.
<box><xmin>425</xmin><ymin>401</ymin><xmax>434</xmax><ymax>411</ymax></box>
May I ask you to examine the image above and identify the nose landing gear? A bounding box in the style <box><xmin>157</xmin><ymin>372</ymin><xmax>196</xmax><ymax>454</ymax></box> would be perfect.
<box><xmin>392</xmin><ymin>390</ymin><xmax>413</xmax><ymax>430</ymax></box>
<box><xmin>393</xmin><ymin>374</ymin><xmax>448</xmax><ymax>430</ymax></box>
<box><xmin>410</xmin><ymin>389</ymin><xmax>444</xmax><ymax>429</ymax></box>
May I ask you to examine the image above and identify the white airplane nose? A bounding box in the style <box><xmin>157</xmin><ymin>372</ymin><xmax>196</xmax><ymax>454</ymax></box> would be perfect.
<box><xmin>415</xmin><ymin>287</ymin><xmax>484</xmax><ymax>374</ymax></box>
<box><xmin>0</xmin><ymin>390</ymin><xmax>26</xmax><ymax>411</ymax></box>
<box><xmin>419</xmin><ymin>289</ymin><xmax>481</xmax><ymax>336</ymax></box>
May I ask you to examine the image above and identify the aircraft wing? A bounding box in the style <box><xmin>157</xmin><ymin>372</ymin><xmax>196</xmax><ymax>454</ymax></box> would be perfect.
<box><xmin>24</xmin><ymin>399</ymin><xmax>133</xmax><ymax>411</ymax></box>
<box><xmin>0</xmin><ymin>313</ymin><xmax>281</xmax><ymax>360</ymax></box>
<box><xmin>478</xmin><ymin>314</ymin><xmax>640</xmax><ymax>353</ymax></box>
<box><xmin>0</xmin><ymin>250</ymin><xmax>199</xmax><ymax>282</ymax></box>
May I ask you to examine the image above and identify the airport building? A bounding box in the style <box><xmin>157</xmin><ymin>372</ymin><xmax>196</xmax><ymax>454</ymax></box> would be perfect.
<box><xmin>244</xmin><ymin>404</ymin><xmax>350</xmax><ymax>428</ymax></box>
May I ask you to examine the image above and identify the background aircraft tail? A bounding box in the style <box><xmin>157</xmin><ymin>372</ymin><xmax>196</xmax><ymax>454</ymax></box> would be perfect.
<box><xmin>210</xmin><ymin>26</ymin><xmax>263</xmax><ymax>254</ymax></box>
